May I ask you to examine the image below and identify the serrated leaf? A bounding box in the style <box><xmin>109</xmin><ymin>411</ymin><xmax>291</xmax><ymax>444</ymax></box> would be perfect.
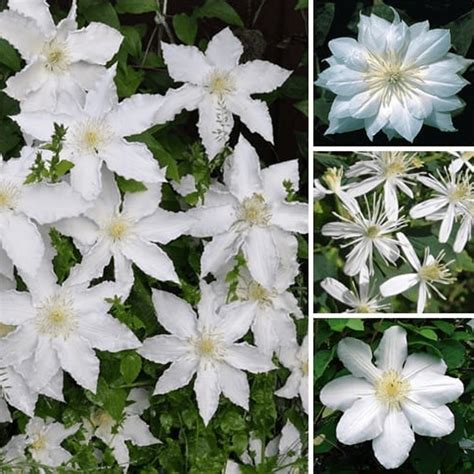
<box><xmin>195</xmin><ymin>0</ymin><xmax>244</xmax><ymax>27</ymax></box>
<box><xmin>173</xmin><ymin>14</ymin><xmax>198</xmax><ymax>45</ymax></box>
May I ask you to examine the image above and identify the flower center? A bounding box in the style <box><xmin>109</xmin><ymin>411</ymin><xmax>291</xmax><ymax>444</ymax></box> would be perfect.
<box><xmin>0</xmin><ymin>181</ymin><xmax>20</xmax><ymax>211</ymax></box>
<box><xmin>192</xmin><ymin>331</ymin><xmax>225</xmax><ymax>361</ymax></box>
<box><xmin>71</xmin><ymin>118</ymin><xmax>113</xmax><ymax>154</ymax></box>
<box><xmin>105</xmin><ymin>215</ymin><xmax>131</xmax><ymax>241</ymax></box>
<box><xmin>207</xmin><ymin>71</ymin><xmax>235</xmax><ymax>96</ymax></box>
<box><xmin>247</xmin><ymin>281</ymin><xmax>272</xmax><ymax>304</ymax></box>
<box><xmin>365</xmin><ymin>51</ymin><xmax>422</xmax><ymax>105</ymax></box>
<box><xmin>323</xmin><ymin>167</ymin><xmax>343</xmax><ymax>192</ymax></box>
<box><xmin>364</xmin><ymin>225</ymin><xmax>380</xmax><ymax>239</ymax></box>
<box><xmin>239</xmin><ymin>193</ymin><xmax>272</xmax><ymax>226</ymax></box>
<box><xmin>449</xmin><ymin>183</ymin><xmax>472</xmax><ymax>203</ymax></box>
<box><xmin>375</xmin><ymin>370</ymin><xmax>410</xmax><ymax>408</ymax></box>
<box><xmin>30</xmin><ymin>434</ymin><xmax>46</xmax><ymax>452</ymax></box>
<box><xmin>418</xmin><ymin>261</ymin><xmax>453</xmax><ymax>284</ymax></box>
<box><xmin>36</xmin><ymin>294</ymin><xmax>77</xmax><ymax>339</ymax></box>
<box><xmin>43</xmin><ymin>39</ymin><xmax>70</xmax><ymax>73</ymax></box>
<box><xmin>356</xmin><ymin>304</ymin><xmax>372</xmax><ymax>313</ymax></box>
<box><xmin>300</xmin><ymin>361</ymin><xmax>309</xmax><ymax>376</ymax></box>
<box><xmin>91</xmin><ymin>409</ymin><xmax>115</xmax><ymax>430</ymax></box>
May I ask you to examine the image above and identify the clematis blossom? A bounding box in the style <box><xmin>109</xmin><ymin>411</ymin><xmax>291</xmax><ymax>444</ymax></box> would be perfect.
<box><xmin>0</xmin><ymin>0</ymin><xmax>123</xmax><ymax>111</ymax></box>
<box><xmin>0</xmin><ymin>242</ymin><xmax>141</xmax><ymax>395</ymax></box>
<box><xmin>320</xmin><ymin>326</ymin><xmax>463</xmax><ymax>469</ymax></box>
<box><xmin>160</xmin><ymin>28</ymin><xmax>291</xmax><ymax>158</ymax></box>
<box><xmin>188</xmin><ymin>136</ymin><xmax>307</xmax><ymax>289</ymax></box>
<box><xmin>316</xmin><ymin>10</ymin><xmax>473</xmax><ymax>142</ymax></box>
<box><xmin>12</xmin><ymin>66</ymin><xmax>168</xmax><ymax>201</ymax></box>
<box><xmin>1</xmin><ymin>417</ymin><xmax>80</xmax><ymax>468</ymax></box>
<box><xmin>138</xmin><ymin>284</ymin><xmax>275</xmax><ymax>425</ymax></box>
<box><xmin>0</xmin><ymin>147</ymin><xmax>88</xmax><ymax>277</ymax></box>
<box><xmin>55</xmin><ymin>168</ymin><xmax>191</xmax><ymax>295</ymax></box>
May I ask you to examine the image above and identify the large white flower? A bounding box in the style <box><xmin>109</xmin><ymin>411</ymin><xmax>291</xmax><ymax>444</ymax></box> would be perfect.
<box><xmin>225</xmin><ymin>420</ymin><xmax>303</xmax><ymax>473</ymax></box>
<box><xmin>13</xmin><ymin>66</ymin><xmax>168</xmax><ymax>201</ymax></box>
<box><xmin>346</xmin><ymin>152</ymin><xmax>422</xmax><ymax>218</ymax></box>
<box><xmin>0</xmin><ymin>0</ymin><xmax>123</xmax><ymax>111</ymax></box>
<box><xmin>321</xmin><ymin>266</ymin><xmax>388</xmax><ymax>313</ymax></box>
<box><xmin>379</xmin><ymin>233</ymin><xmax>454</xmax><ymax>313</ymax></box>
<box><xmin>0</xmin><ymin>247</ymin><xmax>141</xmax><ymax>395</ymax></box>
<box><xmin>212</xmin><ymin>265</ymin><xmax>303</xmax><ymax>356</ymax></box>
<box><xmin>275</xmin><ymin>336</ymin><xmax>308</xmax><ymax>414</ymax></box>
<box><xmin>160</xmin><ymin>28</ymin><xmax>291</xmax><ymax>158</ymax></box>
<box><xmin>137</xmin><ymin>284</ymin><xmax>275</xmax><ymax>425</ymax></box>
<box><xmin>316</xmin><ymin>10</ymin><xmax>473</xmax><ymax>142</ymax></box>
<box><xmin>1</xmin><ymin>417</ymin><xmax>80</xmax><ymax>468</ymax></box>
<box><xmin>55</xmin><ymin>169</ymin><xmax>191</xmax><ymax>295</ymax></box>
<box><xmin>321</xmin><ymin>197</ymin><xmax>405</xmax><ymax>276</ymax></box>
<box><xmin>189</xmin><ymin>136</ymin><xmax>307</xmax><ymax>289</ymax></box>
<box><xmin>85</xmin><ymin>389</ymin><xmax>160</xmax><ymax>471</ymax></box>
<box><xmin>0</xmin><ymin>147</ymin><xmax>88</xmax><ymax>277</ymax></box>
<box><xmin>320</xmin><ymin>326</ymin><xmax>463</xmax><ymax>469</ymax></box>
<box><xmin>410</xmin><ymin>168</ymin><xmax>473</xmax><ymax>243</ymax></box>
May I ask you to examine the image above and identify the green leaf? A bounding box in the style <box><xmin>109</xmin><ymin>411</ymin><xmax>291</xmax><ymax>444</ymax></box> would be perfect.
<box><xmin>55</xmin><ymin>160</ymin><xmax>74</xmax><ymax>178</ymax></box>
<box><xmin>446</xmin><ymin>10</ymin><xmax>474</xmax><ymax>56</ymax></box>
<box><xmin>120</xmin><ymin>25</ymin><xmax>143</xmax><ymax>58</ymax></box>
<box><xmin>294</xmin><ymin>99</ymin><xmax>308</xmax><ymax>117</ymax></box>
<box><xmin>314</xmin><ymin>349</ymin><xmax>334</xmax><ymax>380</ymax></box>
<box><xmin>295</xmin><ymin>0</ymin><xmax>308</xmax><ymax>10</ymax></box>
<box><xmin>437</xmin><ymin>340</ymin><xmax>465</xmax><ymax>369</ymax></box>
<box><xmin>173</xmin><ymin>14</ymin><xmax>198</xmax><ymax>45</ymax></box>
<box><xmin>314</xmin><ymin>97</ymin><xmax>331</xmax><ymax>125</ymax></box>
<box><xmin>346</xmin><ymin>319</ymin><xmax>364</xmax><ymax>331</ymax></box>
<box><xmin>120</xmin><ymin>353</ymin><xmax>142</xmax><ymax>384</ymax></box>
<box><xmin>327</xmin><ymin>319</ymin><xmax>348</xmax><ymax>332</ymax></box>
<box><xmin>0</xmin><ymin>38</ymin><xmax>22</xmax><ymax>71</ymax></box>
<box><xmin>195</xmin><ymin>0</ymin><xmax>244</xmax><ymax>27</ymax></box>
<box><xmin>82</xmin><ymin>2</ymin><xmax>120</xmax><ymax>29</ymax></box>
<box><xmin>116</xmin><ymin>0</ymin><xmax>159</xmax><ymax>14</ymax></box>
<box><xmin>314</xmin><ymin>3</ymin><xmax>335</xmax><ymax>48</ymax></box>
<box><xmin>116</xmin><ymin>175</ymin><xmax>148</xmax><ymax>193</ymax></box>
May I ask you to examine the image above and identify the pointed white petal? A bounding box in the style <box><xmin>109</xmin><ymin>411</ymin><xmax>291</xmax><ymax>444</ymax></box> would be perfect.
<box><xmin>262</xmin><ymin>160</ymin><xmax>299</xmax><ymax>202</ymax></box>
<box><xmin>217</xmin><ymin>363</ymin><xmax>249</xmax><ymax>410</ymax></box>
<box><xmin>402</xmin><ymin>353</ymin><xmax>447</xmax><ymax>378</ymax></box>
<box><xmin>135</xmin><ymin>209</ymin><xmax>191</xmax><ymax>245</ymax></box>
<box><xmin>234</xmin><ymin>60</ymin><xmax>291</xmax><ymax>94</ymax></box>
<box><xmin>337</xmin><ymin>337</ymin><xmax>381</xmax><ymax>383</ymax></box>
<box><xmin>402</xmin><ymin>400</ymin><xmax>454</xmax><ymax>437</ymax></box>
<box><xmin>194</xmin><ymin>365</ymin><xmax>221</xmax><ymax>425</ymax></box>
<box><xmin>162</xmin><ymin>43</ymin><xmax>212</xmax><ymax>84</ymax></box>
<box><xmin>154</xmin><ymin>358</ymin><xmax>198</xmax><ymax>395</ymax></box>
<box><xmin>200</xmin><ymin>231</ymin><xmax>242</xmax><ymax>278</ymax></box>
<box><xmin>223</xmin><ymin>343</ymin><xmax>274</xmax><ymax>373</ymax></box>
<box><xmin>320</xmin><ymin>375</ymin><xmax>374</xmax><ymax>411</ymax></box>
<box><xmin>137</xmin><ymin>335</ymin><xmax>188</xmax><ymax>364</ymax></box>
<box><xmin>374</xmin><ymin>325</ymin><xmax>407</xmax><ymax>372</ymax></box>
<box><xmin>379</xmin><ymin>274</ymin><xmax>419</xmax><ymax>297</ymax></box>
<box><xmin>407</xmin><ymin>372</ymin><xmax>463</xmax><ymax>408</ymax></box>
<box><xmin>122</xmin><ymin>416</ymin><xmax>159</xmax><ymax>446</ymax></box>
<box><xmin>0</xmin><ymin>291</ymin><xmax>35</xmax><ymax>324</ymax></box>
<box><xmin>205</xmin><ymin>28</ymin><xmax>243</xmax><ymax>70</ymax></box>
<box><xmin>69</xmin><ymin>154</ymin><xmax>103</xmax><ymax>201</ymax></box>
<box><xmin>271</xmin><ymin>202</ymin><xmax>308</xmax><ymax>233</ymax></box>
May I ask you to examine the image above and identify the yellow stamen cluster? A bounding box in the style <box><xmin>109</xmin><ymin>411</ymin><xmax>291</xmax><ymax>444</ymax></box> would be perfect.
<box><xmin>105</xmin><ymin>216</ymin><xmax>131</xmax><ymax>241</ymax></box>
<box><xmin>36</xmin><ymin>295</ymin><xmax>77</xmax><ymax>338</ymax></box>
<box><xmin>323</xmin><ymin>167</ymin><xmax>343</xmax><ymax>192</ymax></box>
<box><xmin>375</xmin><ymin>370</ymin><xmax>410</xmax><ymax>408</ymax></box>
<box><xmin>239</xmin><ymin>193</ymin><xmax>272</xmax><ymax>226</ymax></box>
<box><xmin>208</xmin><ymin>71</ymin><xmax>235</xmax><ymax>96</ymax></box>
<box><xmin>43</xmin><ymin>40</ymin><xmax>70</xmax><ymax>73</ymax></box>
<box><xmin>0</xmin><ymin>181</ymin><xmax>20</xmax><ymax>211</ymax></box>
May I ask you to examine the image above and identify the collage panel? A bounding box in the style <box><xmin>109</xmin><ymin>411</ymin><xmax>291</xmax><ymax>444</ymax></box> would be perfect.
<box><xmin>313</xmin><ymin>1</ymin><xmax>474</xmax><ymax>146</ymax></box>
<box><xmin>313</xmin><ymin>316</ymin><xmax>473</xmax><ymax>472</ymax></box>
<box><xmin>313</xmin><ymin>150</ymin><xmax>473</xmax><ymax>314</ymax></box>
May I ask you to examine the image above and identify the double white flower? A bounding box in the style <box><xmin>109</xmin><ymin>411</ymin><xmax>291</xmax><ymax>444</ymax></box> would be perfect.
<box><xmin>320</xmin><ymin>326</ymin><xmax>463</xmax><ymax>469</ymax></box>
<box><xmin>161</xmin><ymin>28</ymin><xmax>291</xmax><ymax>158</ymax></box>
<box><xmin>138</xmin><ymin>284</ymin><xmax>275</xmax><ymax>425</ymax></box>
<box><xmin>316</xmin><ymin>10</ymin><xmax>472</xmax><ymax>141</ymax></box>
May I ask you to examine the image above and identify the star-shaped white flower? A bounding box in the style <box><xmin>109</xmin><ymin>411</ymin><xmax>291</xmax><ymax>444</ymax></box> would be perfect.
<box><xmin>321</xmin><ymin>197</ymin><xmax>405</xmax><ymax>276</ymax></box>
<box><xmin>225</xmin><ymin>420</ymin><xmax>302</xmax><ymax>473</ymax></box>
<box><xmin>138</xmin><ymin>284</ymin><xmax>275</xmax><ymax>425</ymax></box>
<box><xmin>189</xmin><ymin>136</ymin><xmax>307</xmax><ymax>289</ymax></box>
<box><xmin>275</xmin><ymin>336</ymin><xmax>308</xmax><ymax>414</ymax></box>
<box><xmin>316</xmin><ymin>10</ymin><xmax>473</xmax><ymax>142</ymax></box>
<box><xmin>1</xmin><ymin>417</ymin><xmax>80</xmax><ymax>468</ymax></box>
<box><xmin>0</xmin><ymin>147</ymin><xmax>88</xmax><ymax>277</ymax></box>
<box><xmin>410</xmin><ymin>168</ymin><xmax>473</xmax><ymax>243</ymax></box>
<box><xmin>346</xmin><ymin>152</ymin><xmax>422</xmax><ymax>218</ymax></box>
<box><xmin>85</xmin><ymin>389</ymin><xmax>160</xmax><ymax>471</ymax></box>
<box><xmin>321</xmin><ymin>266</ymin><xmax>389</xmax><ymax>313</ymax></box>
<box><xmin>13</xmin><ymin>66</ymin><xmax>168</xmax><ymax>201</ymax></box>
<box><xmin>55</xmin><ymin>168</ymin><xmax>191</xmax><ymax>295</ymax></box>
<box><xmin>0</xmin><ymin>245</ymin><xmax>141</xmax><ymax>395</ymax></box>
<box><xmin>160</xmin><ymin>28</ymin><xmax>291</xmax><ymax>158</ymax></box>
<box><xmin>0</xmin><ymin>0</ymin><xmax>123</xmax><ymax>111</ymax></box>
<box><xmin>448</xmin><ymin>152</ymin><xmax>474</xmax><ymax>174</ymax></box>
<box><xmin>379</xmin><ymin>233</ymin><xmax>454</xmax><ymax>313</ymax></box>
<box><xmin>320</xmin><ymin>326</ymin><xmax>464</xmax><ymax>469</ymax></box>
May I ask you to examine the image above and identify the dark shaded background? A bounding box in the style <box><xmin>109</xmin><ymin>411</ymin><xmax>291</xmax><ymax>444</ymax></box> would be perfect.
<box><xmin>314</xmin><ymin>0</ymin><xmax>474</xmax><ymax>146</ymax></box>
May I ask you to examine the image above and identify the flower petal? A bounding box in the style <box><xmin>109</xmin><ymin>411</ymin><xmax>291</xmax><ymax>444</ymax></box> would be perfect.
<box><xmin>69</xmin><ymin>154</ymin><xmax>103</xmax><ymax>201</ymax></box>
<box><xmin>153</xmin><ymin>358</ymin><xmax>198</xmax><ymax>395</ymax></box>
<box><xmin>374</xmin><ymin>325</ymin><xmax>407</xmax><ymax>372</ymax></box>
<box><xmin>379</xmin><ymin>274</ymin><xmax>419</xmax><ymax>297</ymax></box>
<box><xmin>217</xmin><ymin>301</ymin><xmax>257</xmax><ymax>343</ymax></box>
<box><xmin>200</xmin><ymin>231</ymin><xmax>242</xmax><ymax>278</ymax></box>
<box><xmin>217</xmin><ymin>363</ymin><xmax>249</xmax><ymax>410</ymax></box>
<box><xmin>402</xmin><ymin>353</ymin><xmax>447</xmax><ymax>378</ymax></box>
<box><xmin>402</xmin><ymin>400</ymin><xmax>454</xmax><ymax>437</ymax></box>
<box><xmin>388</xmin><ymin>98</ymin><xmax>423</xmax><ymax>143</ymax></box>
<box><xmin>262</xmin><ymin>160</ymin><xmax>299</xmax><ymax>202</ymax></box>
<box><xmin>122</xmin><ymin>416</ymin><xmax>159</xmax><ymax>446</ymax></box>
<box><xmin>223</xmin><ymin>343</ymin><xmax>274</xmax><ymax>373</ymax></box>
<box><xmin>135</xmin><ymin>209</ymin><xmax>191</xmax><ymax>245</ymax></box>
<box><xmin>320</xmin><ymin>375</ymin><xmax>375</xmax><ymax>411</ymax></box>
<box><xmin>137</xmin><ymin>335</ymin><xmax>188</xmax><ymax>364</ymax></box>
<box><xmin>233</xmin><ymin>60</ymin><xmax>291</xmax><ymax>94</ymax></box>
<box><xmin>337</xmin><ymin>337</ymin><xmax>381</xmax><ymax>383</ymax></box>
<box><xmin>271</xmin><ymin>202</ymin><xmax>308</xmax><ymax>233</ymax></box>
<box><xmin>403</xmin><ymin>29</ymin><xmax>451</xmax><ymax>67</ymax></box>
<box><xmin>0</xmin><ymin>291</ymin><xmax>35</xmax><ymax>324</ymax></box>
<box><xmin>407</xmin><ymin>372</ymin><xmax>463</xmax><ymax>408</ymax></box>
<box><xmin>205</xmin><ymin>28</ymin><xmax>243</xmax><ymax>70</ymax></box>
<box><xmin>194</xmin><ymin>365</ymin><xmax>221</xmax><ymax>426</ymax></box>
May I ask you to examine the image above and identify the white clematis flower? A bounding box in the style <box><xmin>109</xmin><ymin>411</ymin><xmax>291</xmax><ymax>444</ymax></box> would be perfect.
<box><xmin>55</xmin><ymin>168</ymin><xmax>191</xmax><ymax>296</ymax></box>
<box><xmin>212</xmin><ymin>265</ymin><xmax>303</xmax><ymax>356</ymax></box>
<box><xmin>379</xmin><ymin>233</ymin><xmax>454</xmax><ymax>313</ymax></box>
<box><xmin>225</xmin><ymin>420</ymin><xmax>303</xmax><ymax>473</ymax></box>
<box><xmin>138</xmin><ymin>284</ymin><xmax>275</xmax><ymax>425</ymax></box>
<box><xmin>313</xmin><ymin>167</ymin><xmax>360</xmax><ymax>214</ymax></box>
<box><xmin>1</xmin><ymin>417</ymin><xmax>80</xmax><ymax>468</ymax></box>
<box><xmin>189</xmin><ymin>136</ymin><xmax>307</xmax><ymax>289</ymax></box>
<box><xmin>160</xmin><ymin>28</ymin><xmax>291</xmax><ymax>158</ymax></box>
<box><xmin>321</xmin><ymin>266</ymin><xmax>389</xmax><ymax>313</ymax></box>
<box><xmin>0</xmin><ymin>247</ymin><xmax>141</xmax><ymax>395</ymax></box>
<box><xmin>410</xmin><ymin>168</ymin><xmax>473</xmax><ymax>243</ymax></box>
<box><xmin>0</xmin><ymin>366</ymin><xmax>38</xmax><ymax>422</ymax></box>
<box><xmin>448</xmin><ymin>151</ymin><xmax>474</xmax><ymax>174</ymax></box>
<box><xmin>320</xmin><ymin>326</ymin><xmax>464</xmax><ymax>469</ymax></box>
<box><xmin>346</xmin><ymin>152</ymin><xmax>422</xmax><ymax>218</ymax></box>
<box><xmin>86</xmin><ymin>389</ymin><xmax>160</xmax><ymax>471</ymax></box>
<box><xmin>275</xmin><ymin>336</ymin><xmax>308</xmax><ymax>414</ymax></box>
<box><xmin>316</xmin><ymin>10</ymin><xmax>473</xmax><ymax>142</ymax></box>
<box><xmin>321</xmin><ymin>197</ymin><xmax>405</xmax><ymax>276</ymax></box>
<box><xmin>0</xmin><ymin>148</ymin><xmax>88</xmax><ymax>277</ymax></box>
<box><xmin>13</xmin><ymin>66</ymin><xmax>168</xmax><ymax>201</ymax></box>
<box><xmin>0</xmin><ymin>0</ymin><xmax>123</xmax><ymax>111</ymax></box>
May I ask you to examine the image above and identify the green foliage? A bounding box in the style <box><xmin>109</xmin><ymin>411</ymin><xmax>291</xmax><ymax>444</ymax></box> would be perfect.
<box><xmin>314</xmin><ymin>319</ymin><xmax>474</xmax><ymax>473</ymax></box>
